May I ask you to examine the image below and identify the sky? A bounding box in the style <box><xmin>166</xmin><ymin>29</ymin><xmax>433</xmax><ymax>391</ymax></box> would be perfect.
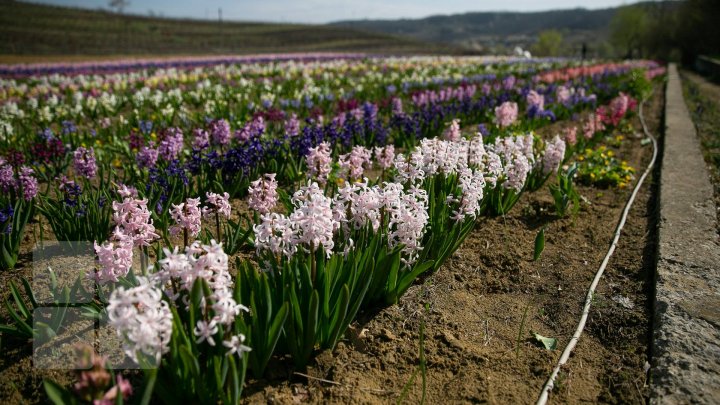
<box><xmin>27</xmin><ymin>0</ymin><xmax>640</xmax><ymax>24</ymax></box>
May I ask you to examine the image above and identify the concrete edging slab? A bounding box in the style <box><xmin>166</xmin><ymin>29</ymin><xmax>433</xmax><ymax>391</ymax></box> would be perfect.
<box><xmin>650</xmin><ymin>64</ymin><xmax>720</xmax><ymax>404</ymax></box>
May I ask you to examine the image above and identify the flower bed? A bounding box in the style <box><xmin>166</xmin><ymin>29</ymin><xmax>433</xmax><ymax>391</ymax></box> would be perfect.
<box><xmin>0</xmin><ymin>55</ymin><xmax>665</xmax><ymax>404</ymax></box>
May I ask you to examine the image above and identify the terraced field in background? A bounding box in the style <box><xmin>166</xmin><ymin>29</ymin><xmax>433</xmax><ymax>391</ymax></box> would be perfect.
<box><xmin>0</xmin><ymin>0</ymin><xmax>460</xmax><ymax>59</ymax></box>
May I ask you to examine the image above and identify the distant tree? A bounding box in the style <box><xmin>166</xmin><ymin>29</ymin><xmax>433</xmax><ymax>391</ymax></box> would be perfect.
<box><xmin>638</xmin><ymin>2</ymin><xmax>679</xmax><ymax>62</ymax></box>
<box><xmin>533</xmin><ymin>30</ymin><xmax>563</xmax><ymax>57</ymax></box>
<box><xmin>610</xmin><ymin>6</ymin><xmax>647</xmax><ymax>59</ymax></box>
<box><xmin>675</xmin><ymin>0</ymin><xmax>720</xmax><ymax>64</ymax></box>
<box><xmin>109</xmin><ymin>0</ymin><xmax>130</xmax><ymax>14</ymax></box>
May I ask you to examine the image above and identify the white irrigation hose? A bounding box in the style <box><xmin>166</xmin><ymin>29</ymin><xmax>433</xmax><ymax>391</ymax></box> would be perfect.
<box><xmin>536</xmin><ymin>94</ymin><xmax>658</xmax><ymax>405</ymax></box>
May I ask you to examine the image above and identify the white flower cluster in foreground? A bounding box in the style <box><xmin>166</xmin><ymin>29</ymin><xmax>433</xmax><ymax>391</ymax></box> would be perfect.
<box><xmin>106</xmin><ymin>277</ymin><xmax>172</xmax><ymax>364</ymax></box>
<box><xmin>107</xmin><ymin>240</ymin><xmax>251</xmax><ymax>364</ymax></box>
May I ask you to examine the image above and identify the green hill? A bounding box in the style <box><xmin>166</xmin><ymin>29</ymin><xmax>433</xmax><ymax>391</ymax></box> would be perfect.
<box><xmin>332</xmin><ymin>2</ymin><xmax>680</xmax><ymax>56</ymax></box>
<box><xmin>0</xmin><ymin>0</ymin><xmax>460</xmax><ymax>58</ymax></box>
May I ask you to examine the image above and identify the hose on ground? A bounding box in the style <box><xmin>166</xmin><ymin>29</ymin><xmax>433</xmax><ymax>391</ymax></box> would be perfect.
<box><xmin>536</xmin><ymin>92</ymin><xmax>658</xmax><ymax>405</ymax></box>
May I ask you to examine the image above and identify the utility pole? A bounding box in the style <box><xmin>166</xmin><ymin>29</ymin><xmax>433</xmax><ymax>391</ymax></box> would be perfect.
<box><xmin>218</xmin><ymin>8</ymin><xmax>223</xmax><ymax>52</ymax></box>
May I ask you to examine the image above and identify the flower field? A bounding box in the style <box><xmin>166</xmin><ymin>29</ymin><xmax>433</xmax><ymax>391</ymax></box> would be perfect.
<box><xmin>0</xmin><ymin>55</ymin><xmax>666</xmax><ymax>404</ymax></box>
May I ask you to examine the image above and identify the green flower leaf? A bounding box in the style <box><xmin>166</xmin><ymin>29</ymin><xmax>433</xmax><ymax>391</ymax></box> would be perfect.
<box><xmin>533</xmin><ymin>227</ymin><xmax>545</xmax><ymax>261</ymax></box>
<box><xmin>532</xmin><ymin>332</ymin><xmax>558</xmax><ymax>351</ymax></box>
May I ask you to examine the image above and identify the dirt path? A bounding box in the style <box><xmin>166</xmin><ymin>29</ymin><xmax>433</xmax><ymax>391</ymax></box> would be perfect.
<box><xmin>242</xmin><ymin>86</ymin><xmax>665</xmax><ymax>404</ymax></box>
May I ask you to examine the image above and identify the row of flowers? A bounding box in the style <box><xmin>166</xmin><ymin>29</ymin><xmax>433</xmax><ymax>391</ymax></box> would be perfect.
<box><xmin>0</xmin><ymin>61</ymin><xmax>653</xmax><ymax>273</ymax></box>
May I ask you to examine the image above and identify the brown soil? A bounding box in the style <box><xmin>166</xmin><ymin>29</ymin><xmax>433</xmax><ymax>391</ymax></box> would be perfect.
<box><xmin>0</xmin><ymin>85</ymin><xmax>665</xmax><ymax>404</ymax></box>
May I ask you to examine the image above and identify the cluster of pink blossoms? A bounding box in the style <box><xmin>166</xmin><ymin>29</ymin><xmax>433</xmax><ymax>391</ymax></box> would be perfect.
<box><xmin>191</xmin><ymin>128</ymin><xmax>210</xmax><ymax>150</ymax></box>
<box><xmin>92</xmin><ymin>238</ymin><xmax>133</xmax><ymax>284</ymax></box>
<box><xmin>541</xmin><ymin>135</ymin><xmax>567</xmax><ymax>175</ymax></box>
<box><xmin>495</xmin><ymin>101</ymin><xmax>518</xmax><ymax>128</ymax></box>
<box><xmin>489</xmin><ymin>134</ymin><xmax>535</xmax><ymax>193</ymax></box>
<box><xmin>253</xmin><ymin>213</ymin><xmax>297</xmax><ymax>258</ymax></box>
<box><xmin>73</xmin><ymin>147</ymin><xmax>97</xmax><ymax>179</ymax></box>
<box><xmin>386</xmin><ymin>185</ymin><xmax>429</xmax><ymax>265</ymax></box>
<box><xmin>290</xmin><ymin>182</ymin><xmax>337</xmax><ymax>256</ymax></box>
<box><xmin>153</xmin><ymin>240</ymin><xmax>251</xmax><ymax>357</ymax></box>
<box><xmin>450</xmin><ymin>167</ymin><xmax>486</xmax><ymax>221</ymax></box>
<box><xmin>209</xmin><ymin>119</ymin><xmax>231</xmax><ymax>146</ymax></box>
<box><xmin>526</xmin><ymin>90</ymin><xmax>545</xmax><ymax>111</ymax></box>
<box><xmin>111</xmin><ymin>188</ymin><xmax>160</xmax><ymax>247</ymax></box>
<box><xmin>564</xmin><ymin>126</ymin><xmax>578</xmax><ymax>146</ymax></box>
<box><xmin>397</xmin><ymin>138</ymin><xmax>469</xmax><ymax>182</ymax></box>
<box><xmin>502</xmin><ymin>154</ymin><xmax>531</xmax><ymax>193</ymax></box>
<box><xmin>254</xmin><ymin>182</ymin><xmax>337</xmax><ymax>259</ymax></box>
<box><xmin>18</xmin><ymin>166</ymin><xmax>39</xmax><ymax>200</ymax></box>
<box><xmin>248</xmin><ymin>173</ymin><xmax>278</xmax><ymax>214</ymax></box>
<box><xmin>158</xmin><ymin>128</ymin><xmax>184</xmax><ymax>160</ymax></box>
<box><xmin>106</xmin><ymin>277</ymin><xmax>173</xmax><ymax>364</ymax></box>
<box><xmin>72</xmin><ymin>346</ymin><xmax>133</xmax><ymax>405</ymax></box>
<box><xmin>235</xmin><ymin>116</ymin><xmax>265</xmax><ymax>142</ymax></box>
<box><xmin>169</xmin><ymin>197</ymin><xmax>202</xmax><ymax>238</ymax></box>
<box><xmin>0</xmin><ymin>159</ymin><xmax>14</xmax><ymax>193</ymax></box>
<box><xmin>136</xmin><ymin>144</ymin><xmax>159</xmax><ymax>169</ymax></box>
<box><xmin>285</xmin><ymin>113</ymin><xmax>300</xmax><ymax>137</ymax></box>
<box><xmin>444</xmin><ymin>119</ymin><xmax>462</xmax><ymax>142</ymax></box>
<box><xmin>334</xmin><ymin>180</ymin><xmax>384</xmax><ymax>233</ymax></box>
<box><xmin>374</xmin><ymin>145</ymin><xmax>395</xmax><ymax>170</ymax></box>
<box><xmin>305</xmin><ymin>142</ymin><xmax>332</xmax><ymax>184</ymax></box>
<box><xmin>339</xmin><ymin>146</ymin><xmax>372</xmax><ymax>180</ymax></box>
<box><xmin>393</xmin><ymin>135</ymin><xmax>498</xmax><ymax>190</ymax></box>
<box><xmin>92</xmin><ymin>185</ymin><xmax>159</xmax><ymax>284</ymax></box>
<box><xmin>598</xmin><ymin>92</ymin><xmax>637</xmax><ymax>127</ymax></box>
<box><xmin>583</xmin><ymin>113</ymin><xmax>605</xmax><ymax>139</ymax></box>
<box><xmin>0</xmin><ymin>158</ymin><xmax>39</xmax><ymax>201</ymax></box>
<box><xmin>202</xmin><ymin>191</ymin><xmax>232</xmax><ymax>219</ymax></box>
<box><xmin>332</xmin><ymin>180</ymin><xmax>430</xmax><ymax>265</ymax></box>
<box><xmin>391</xmin><ymin>98</ymin><xmax>404</xmax><ymax>116</ymax></box>
<box><xmin>556</xmin><ymin>85</ymin><xmax>572</xmax><ymax>104</ymax></box>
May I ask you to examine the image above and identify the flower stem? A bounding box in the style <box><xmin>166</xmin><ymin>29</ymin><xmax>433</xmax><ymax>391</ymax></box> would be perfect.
<box><xmin>215</xmin><ymin>212</ymin><xmax>221</xmax><ymax>241</ymax></box>
<box><xmin>310</xmin><ymin>242</ymin><xmax>316</xmax><ymax>285</ymax></box>
<box><xmin>141</xmin><ymin>246</ymin><xmax>148</xmax><ymax>276</ymax></box>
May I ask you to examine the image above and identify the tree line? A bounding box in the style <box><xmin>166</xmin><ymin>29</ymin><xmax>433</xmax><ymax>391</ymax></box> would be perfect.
<box><xmin>532</xmin><ymin>0</ymin><xmax>719</xmax><ymax>64</ymax></box>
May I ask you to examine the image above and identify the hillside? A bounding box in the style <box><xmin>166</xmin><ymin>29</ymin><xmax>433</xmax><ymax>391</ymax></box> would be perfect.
<box><xmin>332</xmin><ymin>2</ymin><xmax>678</xmax><ymax>55</ymax></box>
<box><xmin>0</xmin><ymin>0</ymin><xmax>461</xmax><ymax>58</ymax></box>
